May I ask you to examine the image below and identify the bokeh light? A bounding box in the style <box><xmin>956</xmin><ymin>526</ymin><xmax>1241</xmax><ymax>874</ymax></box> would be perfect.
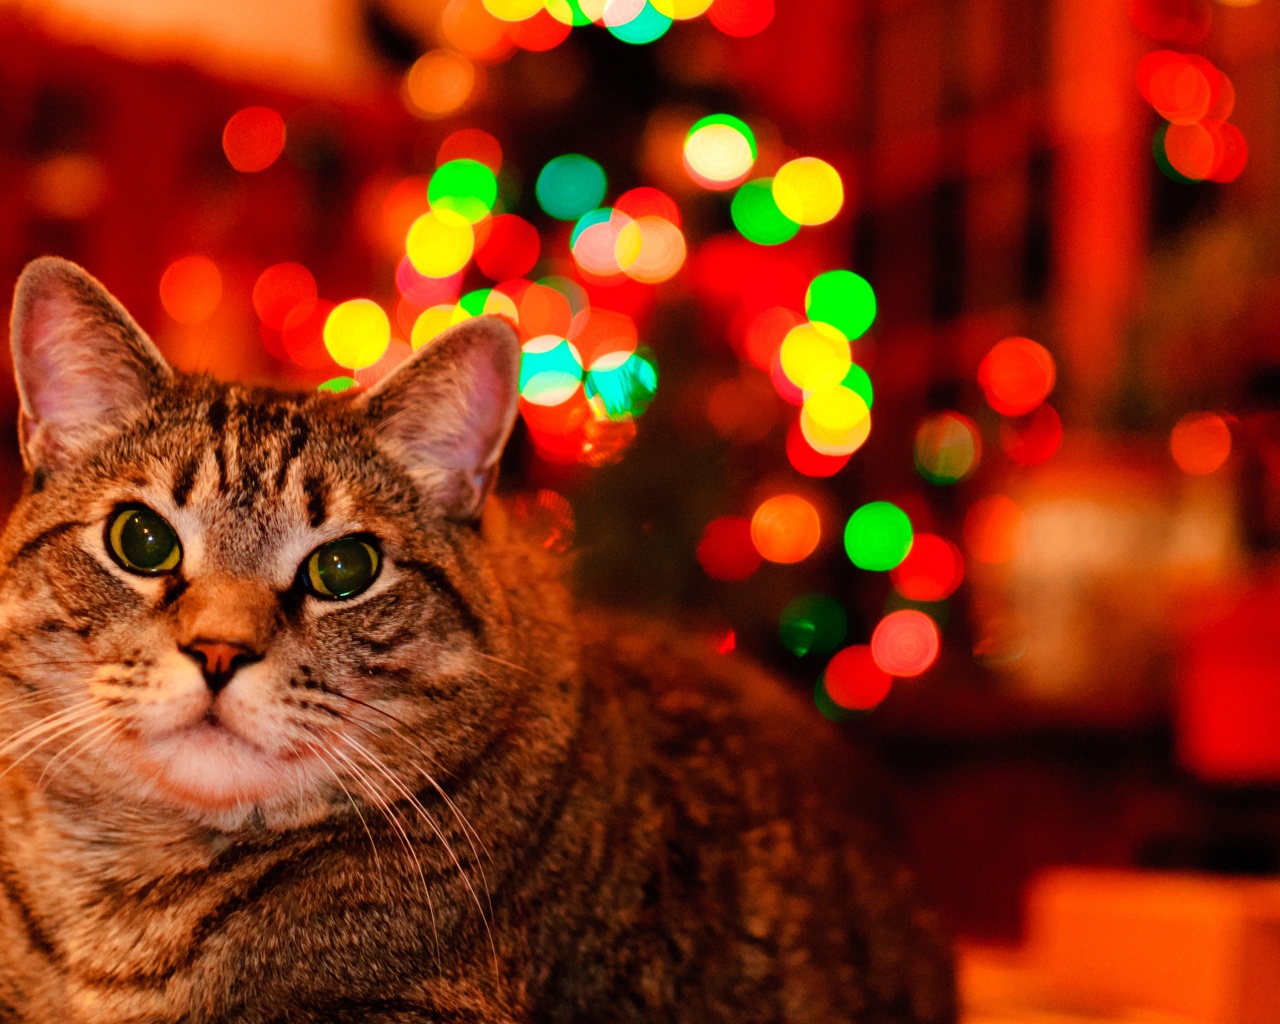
<box><xmin>222</xmin><ymin>107</ymin><xmax>286</xmax><ymax>173</ymax></box>
<box><xmin>253</xmin><ymin>262</ymin><xmax>317</xmax><ymax>331</ymax></box>
<box><xmin>914</xmin><ymin>412</ymin><xmax>982</xmax><ymax>484</ymax></box>
<box><xmin>438</xmin><ymin>128</ymin><xmax>503</xmax><ymax>171</ymax></box>
<box><xmin>1001</xmin><ymin>404</ymin><xmax>1063</xmax><ymax>466</ymax></box>
<box><xmin>650</xmin><ymin>0</ymin><xmax>714</xmax><ymax>17</ymax></box>
<box><xmin>570</xmin><ymin>306</ymin><xmax>638</xmax><ymax>367</ymax></box>
<box><xmin>323</xmin><ymin>299</ymin><xmax>390</xmax><ymax>370</ymax></box>
<box><xmin>518</xmin><ymin>282</ymin><xmax>574</xmax><ymax>338</ymax></box>
<box><xmin>615</xmin><ymin>215</ymin><xmax>687</xmax><ymax>283</ymax></box>
<box><xmin>607</xmin><ymin>2</ymin><xmax>673</xmax><ymax>43</ymax></box>
<box><xmin>508</xmin><ymin>9</ymin><xmax>573</xmax><ymax>49</ymax></box>
<box><xmin>160</xmin><ymin>255</ymin><xmax>222</xmax><ymax>325</ymax></box>
<box><xmin>475</xmin><ymin>214</ymin><xmax>540</xmax><ymax>279</ymax></box>
<box><xmin>731</xmin><ymin>178</ymin><xmax>800</xmax><ymax>245</ymax></box>
<box><xmin>964</xmin><ymin>494</ymin><xmax>1022</xmax><ymax>564</ymax></box>
<box><xmin>481</xmin><ymin>0</ymin><xmax>543</xmax><ymax>20</ymax></box>
<box><xmin>283</xmin><ymin>299</ymin><xmax>335</xmax><ymax>369</ymax></box>
<box><xmin>684</xmin><ymin>114</ymin><xmax>757</xmax><ymax>190</ymax></box>
<box><xmin>520</xmin><ymin>335</ymin><xmax>584</xmax><ymax>405</ymax></box>
<box><xmin>779</xmin><ymin>321</ymin><xmax>851</xmax><ymax>391</ymax></box>
<box><xmin>442</xmin><ymin>0</ymin><xmax>513</xmax><ymax>62</ymax></box>
<box><xmin>786</xmin><ymin>421</ymin><xmax>852</xmax><ymax>477</ymax></box>
<box><xmin>573</xmin><ymin>208</ymin><xmax>632</xmax><ymax>278</ymax></box>
<box><xmin>404</xmin><ymin>50</ymin><xmax>478</xmax><ymax>119</ymax></box>
<box><xmin>585</xmin><ymin>348</ymin><xmax>659</xmax><ymax>420</ymax></box>
<box><xmin>751</xmin><ymin>494</ymin><xmax>821</xmax><ymax>564</ymax></box>
<box><xmin>1171</xmin><ymin>411</ymin><xmax>1232</xmax><ymax>475</ymax></box>
<box><xmin>410</xmin><ymin>305</ymin><xmax>457</xmax><ymax>350</ymax></box>
<box><xmin>844</xmin><ymin>501</ymin><xmax>914</xmax><ymax>571</ymax></box>
<box><xmin>890</xmin><ymin>533</ymin><xmax>964</xmax><ymax>601</ymax></box>
<box><xmin>429</xmin><ymin>158</ymin><xmax>498</xmax><ymax>223</ymax></box>
<box><xmin>800</xmin><ymin>385</ymin><xmax>871</xmax><ymax>456</ymax></box>
<box><xmin>806</xmin><ymin>270</ymin><xmax>876</xmax><ymax>341</ymax></box>
<box><xmin>615</xmin><ymin>186</ymin><xmax>681</xmax><ymax>225</ymax></box>
<box><xmin>696</xmin><ymin>516</ymin><xmax>761</xmax><ymax>580</ymax></box>
<box><xmin>536</xmin><ymin>154</ymin><xmax>608</xmax><ymax>221</ymax></box>
<box><xmin>772</xmin><ymin>157</ymin><xmax>844</xmax><ymax>226</ymax></box>
<box><xmin>779</xmin><ymin>594</ymin><xmax>847</xmax><ymax>658</ymax></box>
<box><xmin>871</xmin><ymin>610</ymin><xmax>941</xmax><ymax>677</ymax></box>
<box><xmin>317</xmin><ymin>376</ymin><xmax>358</xmax><ymax>394</ymax></box>
<box><xmin>744</xmin><ymin>306</ymin><xmax>803</xmax><ymax>370</ymax></box>
<box><xmin>977</xmin><ymin>336</ymin><xmax>1056</xmax><ymax>416</ymax></box>
<box><xmin>406</xmin><ymin>209</ymin><xmax>475</xmax><ymax>277</ymax></box>
<box><xmin>706</xmin><ymin>0</ymin><xmax>774</xmax><ymax>36</ymax></box>
<box><xmin>396</xmin><ymin>257</ymin><xmax>463</xmax><ymax>307</ymax></box>
<box><xmin>824</xmin><ymin>645</ymin><xmax>893</xmax><ymax>710</ymax></box>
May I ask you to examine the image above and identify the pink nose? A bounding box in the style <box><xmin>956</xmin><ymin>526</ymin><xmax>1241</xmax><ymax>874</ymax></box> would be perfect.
<box><xmin>181</xmin><ymin>640</ymin><xmax>260</xmax><ymax>694</ymax></box>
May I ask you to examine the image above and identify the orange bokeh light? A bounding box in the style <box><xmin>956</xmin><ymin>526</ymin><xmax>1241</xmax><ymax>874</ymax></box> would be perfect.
<box><xmin>438</xmin><ymin>128</ymin><xmax>503</xmax><ymax>172</ymax></box>
<box><xmin>253</xmin><ymin>262</ymin><xmax>317</xmax><ymax>331</ymax></box>
<box><xmin>1171</xmin><ymin>412</ymin><xmax>1231</xmax><ymax>475</ymax></box>
<box><xmin>750</xmin><ymin>494</ymin><xmax>821</xmax><ymax>564</ymax></box>
<box><xmin>222</xmin><ymin>107</ymin><xmax>285</xmax><ymax>173</ymax></box>
<box><xmin>160</xmin><ymin>255</ymin><xmax>222</xmax><ymax>325</ymax></box>
<box><xmin>978</xmin><ymin>336</ymin><xmax>1056</xmax><ymax>416</ymax></box>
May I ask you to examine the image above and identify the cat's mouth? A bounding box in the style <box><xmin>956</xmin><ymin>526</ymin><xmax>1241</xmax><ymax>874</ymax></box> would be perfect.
<box><xmin>133</xmin><ymin>706</ymin><xmax>318</xmax><ymax>812</ymax></box>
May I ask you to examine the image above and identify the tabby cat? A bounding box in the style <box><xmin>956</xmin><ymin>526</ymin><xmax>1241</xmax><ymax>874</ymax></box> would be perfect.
<box><xmin>0</xmin><ymin>257</ymin><xmax>955</xmax><ymax>1023</ymax></box>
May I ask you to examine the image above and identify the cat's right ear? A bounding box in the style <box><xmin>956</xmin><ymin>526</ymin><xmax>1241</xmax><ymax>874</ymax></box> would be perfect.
<box><xmin>9</xmin><ymin>256</ymin><xmax>172</xmax><ymax>473</ymax></box>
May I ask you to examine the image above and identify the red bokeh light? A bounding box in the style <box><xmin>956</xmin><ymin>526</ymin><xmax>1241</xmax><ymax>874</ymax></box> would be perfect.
<box><xmin>871</xmin><ymin>610</ymin><xmax>941</xmax><ymax>678</ymax></box>
<box><xmin>1001</xmin><ymin>403</ymin><xmax>1063</xmax><ymax>466</ymax></box>
<box><xmin>824</xmin><ymin>646</ymin><xmax>892</xmax><ymax>710</ymax></box>
<box><xmin>890</xmin><ymin>533</ymin><xmax>964</xmax><ymax>602</ymax></box>
<box><xmin>1171</xmin><ymin>411</ymin><xmax>1232</xmax><ymax>475</ymax></box>
<box><xmin>475</xmin><ymin>214</ymin><xmax>541</xmax><ymax>281</ymax></box>
<box><xmin>252</xmin><ymin>262</ymin><xmax>317</xmax><ymax>331</ymax></box>
<box><xmin>517</xmin><ymin>283</ymin><xmax>573</xmax><ymax>340</ymax></box>
<box><xmin>282</xmin><ymin>298</ymin><xmax>335</xmax><ymax>370</ymax></box>
<box><xmin>507</xmin><ymin>9</ymin><xmax>571</xmax><ymax>51</ymax></box>
<box><xmin>1206</xmin><ymin>122</ymin><xmax>1248</xmax><ymax>183</ymax></box>
<box><xmin>614</xmin><ymin>187</ymin><xmax>681</xmax><ymax>228</ymax></box>
<box><xmin>222</xmin><ymin>106</ymin><xmax>285</xmax><ymax>173</ymax></box>
<box><xmin>696</xmin><ymin>516</ymin><xmax>763</xmax><ymax>581</ymax></box>
<box><xmin>707</xmin><ymin>0</ymin><xmax>775</xmax><ymax>37</ymax></box>
<box><xmin>396</xmin><ymin>257</ymin><xmax>463</xmax><ymax>307</ymax></box>
<box><xmin>160</xmin><ymin>255</ymin><xmax>222</xmax><ymax>325</ymax></box>
<box><xmin>437</xmin><ymin>127</ymin><xmax>503</xmax><ymax>172</ymax></box>
<box><xmin>786</xmin><ymin>421</ymin><xmax>851</xmax><ymax>477</ymax></box>
<box><xmin>743</xmin><ymin>306</ymin><xmax>803</xmax><ymax>371</ymax></box>
<box><xmin>978</xmin><ymin>336</ymin><xmax>1056</xmax><ymax>416</ymax></box>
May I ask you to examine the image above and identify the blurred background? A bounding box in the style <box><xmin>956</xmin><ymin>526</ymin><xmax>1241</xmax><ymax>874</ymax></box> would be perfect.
<box><xmin>2</xmin><ymin>0</ymin><xmax>1280</xmax><ymax>1018</ymax></box>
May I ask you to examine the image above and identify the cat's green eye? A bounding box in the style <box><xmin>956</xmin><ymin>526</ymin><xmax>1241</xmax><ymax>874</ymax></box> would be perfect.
<box><xmin>303</xmin><ymin>537</ymin><xmax>380</xmax><ymax>600</ymax></box>
<box><xmin>107</xmin><ymin>507</ymin><xmax>182</xmax><ymax>575</ymax></box>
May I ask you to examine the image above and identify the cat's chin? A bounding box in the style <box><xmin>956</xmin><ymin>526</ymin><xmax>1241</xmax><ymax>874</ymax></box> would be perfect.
<box><xmin>132</xmin><ymin>718</ymin><xmax>323</xmax><ymax>824</ymax></box>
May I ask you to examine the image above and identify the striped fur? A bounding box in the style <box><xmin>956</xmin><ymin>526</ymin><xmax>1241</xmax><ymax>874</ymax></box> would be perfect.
<box><xmin>0</xmin><ymin>260</ymin><xmax>955</xmax><ymax>1023</ymax></box>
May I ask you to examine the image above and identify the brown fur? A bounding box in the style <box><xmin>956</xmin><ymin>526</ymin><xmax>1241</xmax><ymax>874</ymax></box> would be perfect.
<box><xmin>0</xmin><ymin>258</ymin><xmax>955</xmax><ymax>1023</ymax></box>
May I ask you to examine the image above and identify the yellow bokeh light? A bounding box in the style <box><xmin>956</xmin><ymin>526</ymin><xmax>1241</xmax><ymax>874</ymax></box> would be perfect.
<box><xmin>404</xmin><ymin>50</ymin><xmax>478</xmax><ymax>120</ymax></box>
<box><xmin>406</xmin><ymin>209</ymin><xmax>475</xmax><ymax>278</ymax></box>
<box><xmin>324</xmin><ymin>299</ymin><xmax>391</xmax><ymax>370</ymax></box>
<box><xmin>650</xmin><ymin>0</ymin><xmax>714</xmax><ymax>17</ymax></box>
<box><xmin>800</xmin><ymin>386</ymin><xmax>871</xmax><ymax>456</ymax></box>
<box><xmin>779</xmin><ymin>322</ymin><xmax>851</xmax><ymax>391</ymax></box>
<box><xmin>772</xmin><ymin>157</ymin><xmax>844</xmax><ymax>226</ymax></box>
<box><xmin>411</xmin><ymin>305</ymin><xmax>458</xmax><ymax>350</ymax></box>
<box><xmin>483</xmin><ymin>0</ymin><xmax>544</xmax><ymax>19</ymax></box>
<box><xmin>615</xmin><ymin>216</ymin><xmax>686</xmax><ymax>284</ymax></box>
<box><xmin>684</xmin><ymin>124</ymin><xmax>754</xmax><ymax>186</ymax></box>
<box><xmin>483</xmin><ymin>290</ymin><xmax>520</xmax><ymax>320</ymax></box>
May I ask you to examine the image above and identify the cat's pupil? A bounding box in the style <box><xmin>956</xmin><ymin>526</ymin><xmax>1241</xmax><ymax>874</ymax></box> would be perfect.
<box><xmin>308</xmin><ymin>539</ymin><xmax>378</xmax><ymax>599</ymax></box>
<box><xmin>112</xmin><ymin>508</ymin><xmax>180</xmax><ymax>573</ymax></box>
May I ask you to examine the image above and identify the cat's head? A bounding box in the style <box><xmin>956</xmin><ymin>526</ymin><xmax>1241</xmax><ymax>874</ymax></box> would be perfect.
<box><xmin>0</xmin><ymin>256</ymin><xmax>559</xmax><ymax>832</ymax></box>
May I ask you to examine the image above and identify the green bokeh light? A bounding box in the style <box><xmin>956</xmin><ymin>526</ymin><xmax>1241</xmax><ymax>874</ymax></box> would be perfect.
<box><xmin>607</xmin><ymin>2</ymin><xmax>672</xmax><ymax>44</ymax></box>
<box><xmin>687</xmin><ymin>114</ymin><xmax>758</xmax><ymax>159</ymax></box>
<box><xmin>841</xmin><ymin>363</ymin><xmax>874</xmax><ymax>410</ymax></box>
<box><xmin>806</xmin><ymin>270</ymin><xmax>877</xmax><ymax>341</ymax></box>
<box><xmin>779</xmin><ymin>594</ymin><xmax>848</xmax><ymax>658</ymax></box>
<box><xmin>584</xmin><ymin>348</ymin><xmax>658</xmax><ymax>420</ymax></box>
<box><xmin>317</xmin><ymin>376</ymin><xmax>358</xmax><ymax>393</ymax></box>
<box><xmin>459</xmin><ymin>288</ymin><xmax>492</xmax><ymax>317</ymax></box>
<box><xmin>519</xmin><ymin>339</ymin><xmax>583</xmax><ymax>402</ymax></box>
<box><xmin>731</xmin><ymin>178</ymin><xmax>800</xmax><ymax>246</ymax></box>
<box><xmin>844</xmin><ymin>501</ymin><xmax>914</xmax><ymax>571</ymax></box>
<box><xmin>536</xmin><ymin>154</ymin><xmax>608</xmax><ymax>221</ymax></box>
<box><xmin>428</xmin><ymin>159</ymin><xmax>498</xmax><ymax>224</ymax></box>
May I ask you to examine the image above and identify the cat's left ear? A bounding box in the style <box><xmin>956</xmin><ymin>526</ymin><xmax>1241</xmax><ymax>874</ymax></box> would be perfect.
<box><xmin>10</xmin><ymin>257</ymin><xmax>172</xmax><ymax>473</ymax></box>
<box><xmin>356</xmin><ymin>316</ymin><xmax>521</xmax><ymax>521</ymax></box>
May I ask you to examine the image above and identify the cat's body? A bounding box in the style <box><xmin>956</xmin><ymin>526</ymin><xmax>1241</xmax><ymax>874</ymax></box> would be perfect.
<box><xmin>0</xmin><ymin>258</ymin><xmax>955</xmax><ymax>1023</ymax></box>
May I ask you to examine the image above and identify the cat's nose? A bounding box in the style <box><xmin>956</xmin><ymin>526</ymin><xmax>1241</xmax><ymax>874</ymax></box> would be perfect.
<box><xmin>181</xmin><ymin>639</ymin><xmax>262</xmax><ymax>695</ymax></box>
